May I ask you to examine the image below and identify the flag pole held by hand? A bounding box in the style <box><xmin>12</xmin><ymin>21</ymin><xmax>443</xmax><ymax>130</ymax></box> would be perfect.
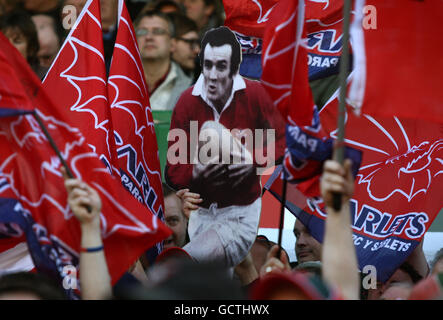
<box><xmin>333</xmin><ymin>0</ymin><xmax>352</xmax><ymax>212</ymax></box>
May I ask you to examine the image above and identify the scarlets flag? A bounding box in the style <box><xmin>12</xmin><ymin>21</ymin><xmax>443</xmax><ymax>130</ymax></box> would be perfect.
<box><xmin>42</xmin><ymin>0</ymin><xmax>116</xmax><ymax>171</ymax></box>
<box><xmin>222</xmin><ymin>0</ymin><xmax>279</xmax><ymax>79</ymax></box>
<box><xmin>223</xmin><ymin>0</ymin><xmax>279</xmax><ymax>38</ymax></box>
<box><xmin>261</xmin><ymin>0</ymin><xmax>315</xmax><ymax>127</ymax></box>
<box><xmin>107</xmin><ymin>0</ymin><xmax>165</xmax><ymax>263</ymax></box>
<box><xmin>0</xmin><ymin>32</ymin><xmax>171</xmax><ymax>297</ymax></box>
<box><xmin>305</xmin><ymin>0</ymin><xmax>346</xmax><ymax>80</ymax></box>
<box><xmin>348</xmin><ymin>0</ymin><xmax>443</xmax><ymax>124</ymax></box>
<box><xmin>263</xmin><ymin>0</ymin><xmax>443</xmax><ymax>282</ymax></box>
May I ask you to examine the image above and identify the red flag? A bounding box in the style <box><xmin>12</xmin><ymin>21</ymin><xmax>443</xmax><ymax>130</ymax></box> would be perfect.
<box><xmin>42</xmin><ymin>0</ymin><xmax>116</xmax><ymax>170</ymax></box>
<box><xmin>107</xmin><ymin>1</ymin><xmax>165</xmax><ymax>239</ymax></box>
<box><xmin>349</xmin><ymin>0</ymin><xmax>443</xmax><ymax>123</ymax></box>
<box><xmin>261</xmin><ymin>0</ymin><xmax>315</xmax><ymax>127</ymax></box>
<box><xmin>305</xmin><ymin>0</ymin><xmax>346</xmax><ymax>80</ymax></box>
<box><xmin>0</xmin><ymin>30</ymin><xmax>171</xmax><ymax>291</ymax></box>
<box><xmin>222</xmin><ymin>0</ymin><xmax>279</xmax><ymax>38</ymax></box>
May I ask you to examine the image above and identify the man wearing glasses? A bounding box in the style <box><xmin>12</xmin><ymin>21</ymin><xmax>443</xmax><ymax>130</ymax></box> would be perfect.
<box><xmin>170</xmin><ymin>13</ymin><xmax>201</xmax><ymax>83</ymax></box>
<box><xmin>134</xmin><ymin>10</ymin><xmax>192</xmax><ymax>111</ymax></box>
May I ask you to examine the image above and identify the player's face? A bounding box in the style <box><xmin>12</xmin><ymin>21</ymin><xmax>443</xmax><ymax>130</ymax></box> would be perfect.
<box><xmin>202</xmin><ymin>44</ymin><xmax>233</xmax><ymax>108</ymax></box>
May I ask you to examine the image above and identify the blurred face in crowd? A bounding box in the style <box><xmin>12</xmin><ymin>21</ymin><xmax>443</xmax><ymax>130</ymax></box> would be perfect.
<box><xmin>100</xmin><ymin>0</ymin><xmax>117</xmax><ymax>30</ymax></box>
<box><xmin>367</xmin><ymin>268</ymin><xmax>414</xmax><ymax>300</ymax></box>
<box><xmin>136</xmin><ymin>16</ymin><xmax>175</xmax><ymax>61</ymax></box>
<box><xmin>432</xmin><ymin>257</ymin><xmax>443</xmax><ymax>275</ymax></box>
<box><xmin>62</xmin><ymin>0</ymin><xmax>87</xmax><ymax>17</ymax></box>
<box><xmin>293</xmin><ymin>219</ymin><xmax>322</xmax><ymax>263</ymax></box>
<box><xmin>24</xmin><ymin>0</ymin><xmax>58</xmax><ymax>11</ymax></box>
<box><xmin>172</xmin><ymin>31</ymin><xmax>200</xmax><ymax>72</ymax></box>
<box><xmin>184</xmin><ymin>0</ymin><xmax>213</xmax><ymax>28</ymax></box>
<box><xmin>164</xmin><ymin>193</ymin><xmax>188</xmax><ymax>249</ymax></box>
<box><xmin>250</xmin><ymin>237</ymin><xmax>271</xmax><ymax>274</ymax></box>
<box><xmin>32</xmin><ymin>15</ymin><xmax>60</xmax><ymax>68</ymax></box>
<box><xmin>3</xmin><ymin>27</ymin><xmax>28</xmax><ymax>59</ymax></box>
<box><xmin>0</xmin><ymin>0</ymin><xmax>15</xmax><ymax>15</ymax></box>
<box><xmin>202</xmin><ymin>44</ymin><xmax>233</xmax><ymax>108</ymax></box>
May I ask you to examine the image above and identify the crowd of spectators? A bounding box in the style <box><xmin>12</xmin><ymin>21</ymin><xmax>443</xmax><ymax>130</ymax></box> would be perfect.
<box><xmin>0</xmin><ymin>0</ymin><xmax>441</xmax><ymax>302</ymax></box>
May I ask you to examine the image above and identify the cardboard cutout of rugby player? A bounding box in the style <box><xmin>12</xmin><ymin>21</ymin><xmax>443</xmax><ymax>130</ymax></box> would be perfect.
<box><xmin>165</xmin><ymin>26</ymin><xmax>285</xmax><ymax>269</ymax></box>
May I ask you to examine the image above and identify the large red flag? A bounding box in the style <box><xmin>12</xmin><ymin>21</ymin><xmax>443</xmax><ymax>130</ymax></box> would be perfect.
<box><xmin>266</xmin><ymin>80</ymin><xmax>443</xmax><ymax>282</ymax></box>
<box><xmin>42</xmin><ymin>0</ymin><xmax>116</xmax><ymax>171</ymax></box>
<box><xmin>261</xmin><ymin>0</ymin><xmax>315</xmax><ymax>127</ymax></box>
<box><xmin>0</xmin><ymin>31</ymin><xmax>171</xmax><ymax>295</ymax></box>
<box><xmin>107</xmin><ymin>0</ymin><xmax>165</xmax><ymax>260</ymax></box>
<box><xmin>222</xmin><ymin>0</ymin><xmax>279</xmax><ymax>38</ymax></box>
<box><xmin>349</xmin><ymin>0</ymin><xmax>443</xmax><ymax>123</ymax></box>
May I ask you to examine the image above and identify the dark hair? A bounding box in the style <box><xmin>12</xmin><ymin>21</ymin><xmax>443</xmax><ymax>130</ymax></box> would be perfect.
<box><xmin>154</xmin><ymin>0</ymin><xmax>182</xmax><ymax>14</ymax></box>
<box><xmin>32</xmin><ymin>13</ymin><xmax>64</xmax><ymax>47</ymax></box>
<box><xmin>119</xmin><ymin>260</ymin><xmax>245</xmax><ymax>300</ymax></box>
<box><xmin>162</xmin><ymin>182</ymin><xmax>176</xmax><ymax>198</ymax></box>
<box><xmin>399</xmin><ymin>262</ymin><xmax>423</xmax><ymax>284</ymax></box>
<box><xmin>168</xmin><ymin>12</ymin><xmax>198</xmax><ymax>39</ymax></box>
<box><xmin>134</xmin><ymin>9</ymin><xmax>175</xmax><ymax>37</ymax></box>
<box><xmin>0</xmin><ymin>272</ymin><xmax>66</xmax><ymax>300</ymax></box>
<box><xmin>0</xmin><ymin>10</ymin><xmax>40</xmax><ymax>66</ymax></box>
<box><xmin>199</xmin><ymin>26</ymin><xmax>241</xmax><ymax>77</ymax></box>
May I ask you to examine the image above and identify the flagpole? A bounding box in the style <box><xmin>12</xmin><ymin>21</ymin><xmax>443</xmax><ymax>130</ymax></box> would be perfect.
<box><xmin>332</xmin><ymin>0</ymin><xmax>352</xmax><ymax>211</ymax></box>
<box><xmin>32</xmin><ymin>111</ymin><xmax>74</xmax><ymax>179</ymax></box>
<box><xmin>32</xmin><ymin>111</ymin><xmax>93</xmax><ymax>212</ymax></box>
<box><xmin>277</xmin><ymin>170</ymin><xmax>287</xmax><ymax>259</ymax></box>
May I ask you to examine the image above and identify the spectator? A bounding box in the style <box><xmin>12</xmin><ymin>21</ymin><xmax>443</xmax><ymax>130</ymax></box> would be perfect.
<box><xmin>366</xmin><ymin>241</ymin><xmax>429</xmax><ymax>300</ymax></box>
<box><xmin>100</xmin><ymin>0</ymin><xmax>118</xmax><ymax>73</ymax></box>
<box><xmin>293</xmin><ymin>218</ymin><xmax>322</xmax><ymax>264</ymax></box>
<box><xmin>183</xmin><ymin>0</ymin><xmax>223</xmax><ymax>39</ymax></box>
<box><xmin>367</xmin><ymin>262</ymin><xmax>422</xmax><ymax>300</ymax></box>
<box><xmin>169</xmin><ymin>12</ymin><xmax>200</xmax><ymax>83</ymax></box>
<box><xmin>320</xmin><ymin>159</ymin><xmax>360</xmax><ymax>299</ymax></box>
<box><xmin>61</xmin><ymin>0</ymin><xmax>87</xmax><ymax>29</ymax></box>
<box><xmin>431</xmin><ymin>248</ymin><xmax>443</xmax><ymax>275</ymax></box>
<box><xmin>162</xmin><ymin>183</ymin><xmax>189</xmax><ymax>250</ymax></box>
<box><xmin>32</xmin><ymin>14</ymin><xmax>62</xmax><ymax>69</ymax></box>
<box><xmin>166</xmin><ymin>26</ymin><xmax>285</xmax><ymax>270</ymax></box>
<box><xmin>249</xmin><ymin>235</ymin><xmax>273</xmax><ymax>275</ymax></box>
<box><xmin>63</xmin><ymin>168</ymin><xmax>112</xmax><ymax>300</ymax></box>
<box><xmin>0</xmin><ymin>0</ymin><xmax>22</xmax><ymax>16</ymax></box>
<box><xmin>23</xmin><ymin>0</ymin><xmax>62</xmax><ymax>21</ymax></box>
<box><xmin>134</xmin><ymin>10</ymin><xmax>192</xmax><ymax>110</ymax></box>
<box><xmin>122</xmin><ymin>260</ymin><xmax>245</xmax><ymax>300</ymax></box>
<box><xmin>154</xmin><ymin>0</ymin><xmax>183</xmax><ymax>14</ymax></box>
<box><xmin>254</xmin><ymin>159</ymin><xmax>360</xmax><ymax>300</ymax></box>
<box><xmin>0</xmin><ymin>272</ymin><xmax>66</xmax><ymax>300</ymax></box>
<box><xmin>62</xmin><ymin>0</ymin><xmax>87</xmax><ymax>16</ymax></box>
<box><xmin>0</xmin><ymin>10</ymin><xmax>47</xmax><ymax>79</ymax></box>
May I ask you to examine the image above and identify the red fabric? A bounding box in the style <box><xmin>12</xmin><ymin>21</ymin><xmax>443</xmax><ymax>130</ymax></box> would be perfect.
<box><xmin>42</xmin><ymin>0</ymin><xmax>117</xmax><ymax>169</ymax></box>
<box><xmin>165</xmin><ymin>80</ymin><xmax>286</xmax><ymax>209</ymax></box>
<box><xmin>0</xmin><ymin>47</ymin><xmax>34</xmax><ymax>113</ymax></box>
<box><xmin>107</xmin><ymin>0</ymin><xmax>164</xmax><ymax>219</ymax></box>
<box><xmin>222</xmin><ymin>0</ymin><xmax>279</xmax><ymax>38</ymax></box>
<box><xmin>408</xmin><ymin>274</ymin><xmax>442</xmax><ymax>300</ymax></box>
<box><xmin>359</xmin><ymin>0</ymin><xmax>443</xmax><ymax>124</ymax></box>
<box><xmin>261</xmin><ymin>0</ymin><xmax>315</xmax><ymax>127</ymax></box>
<box><xmin>0</xmin><ymin>8</ymin><xmax>171</xmax><ymax>287</ymax></box>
